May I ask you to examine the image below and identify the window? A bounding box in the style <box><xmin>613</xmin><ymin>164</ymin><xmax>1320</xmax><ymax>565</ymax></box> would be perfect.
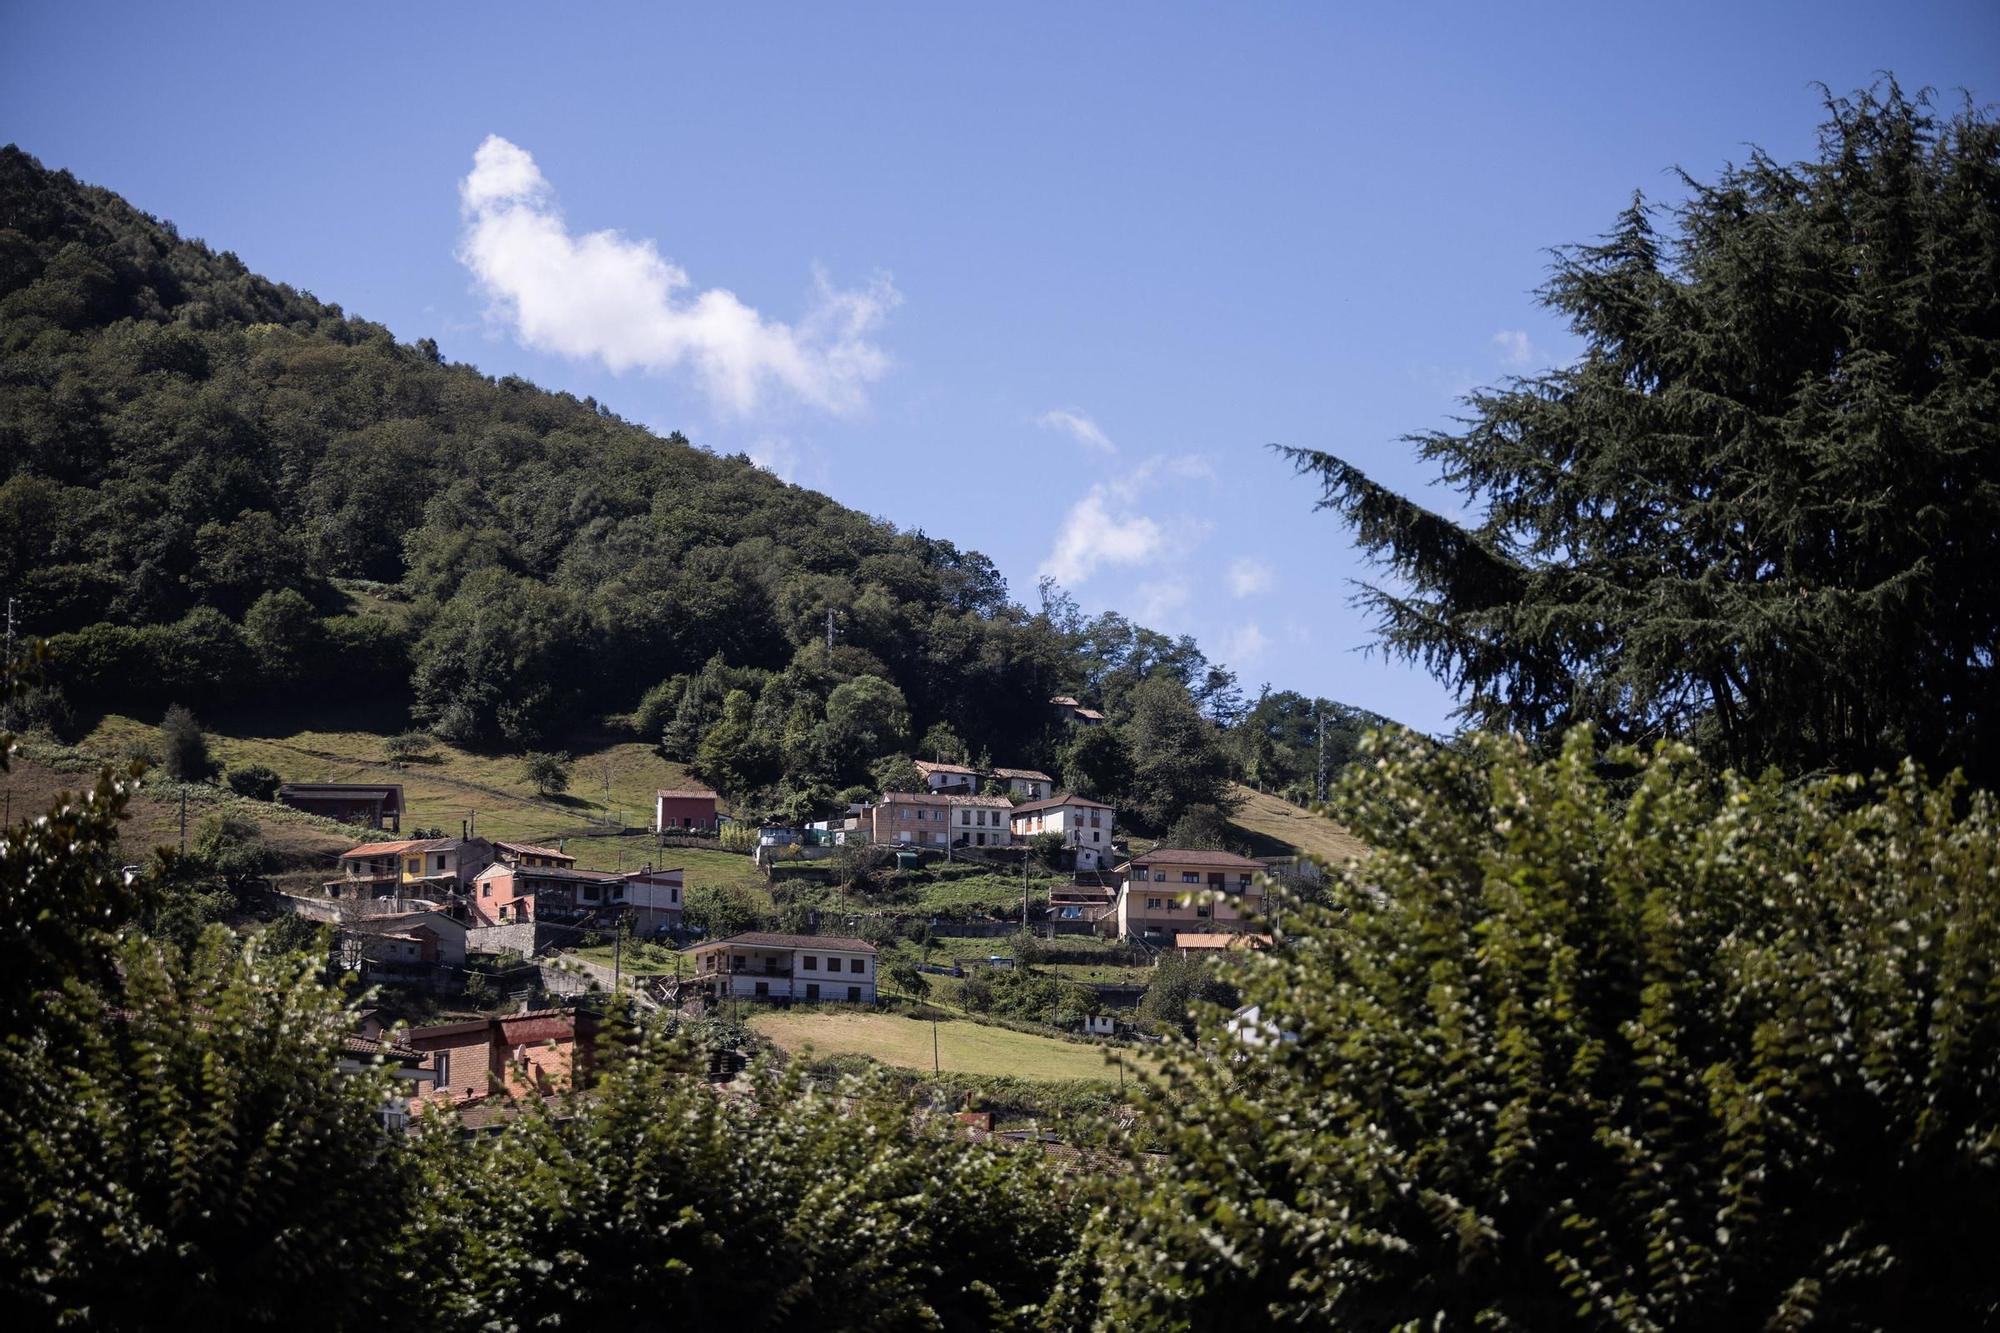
<box><xmin>481</xmin><ymin>885</ymin><xmax>491</xmax><ymax>898</ymax></box>
<box><xmin>1147</xmin><ymin>897</ymin><xmax>1162</xmax><ymax>910</ymax></box>
<box><xmin>1092</xmin><ymin>831</ymin><xmax>1101</xmax><ymax>842</ymax></box>
<box><xmin>850</xmin><ymin>958</ymin><xmax>866</xmax><ymax>974</ymax></box>
<box><xmin>1239</xmin><ymin>874</ymin><xmax>1253</xmax><ymax>889</ymax></box>
<box><xmin>1182</xmin><ymin>872</ymin><xmax>1200</xmax><ymax>884</ymax></box>
<box><xmin>754</xmin><ymin>981</ymin><xmax>769</xmax><ymax>997</ymax></box>
<box><xmin>803</xmin><ymin>955</ymin><xmax>818</xmax><ymax>971</ymax></box>
<box><xmin>806</xmin><ymin>983</ymin><xmax>819</xmax><ymax>1000</ymax></box>
<box><xmin>848</xmin><ymin>985</ymin><xmax>862</xmax><ymax>1002</ymax></box>
<box><xmin>1153</xmin><ymin>870</ymin><xmax>1167</xmax><ymax>882</ymax></box>
<box><xmin>671</xmin><ymin>888</ymin><xmax>679</xmax><ymax>903</ymax></box>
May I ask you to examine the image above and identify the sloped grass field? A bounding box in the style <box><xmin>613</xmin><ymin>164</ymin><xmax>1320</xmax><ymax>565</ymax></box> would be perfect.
<box><xmin>749</xmin><ymin>1010</ymin><xmax>1142</xmax><ymax>1082</ymax></box>
<box><xmin>73</xmin><ymin>713</ymin><xmax>721</xmax><ymax>873</ymax></box>
<box><xmin>1226</xmin><ymin>782</ymin><xmax>1369</xmax><ymax>863</ymax></box>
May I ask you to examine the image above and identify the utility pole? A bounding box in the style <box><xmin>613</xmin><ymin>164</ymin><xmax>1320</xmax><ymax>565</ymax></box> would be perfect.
<box><xmin>179</xmin><ymin>788</ymin><xmax>187</xmax><ymax>854</ymax></box>
<box><xmin>1315</xmin><ymin>700</ymin><xmax>1328</xmax><ymax>805</ymax></box>
<box><xmin>2</xmin><ymin>596</ymin><xmax>14</xmax><ymax>733</ymax></box>
<box><xmin>932</xmin><ymin>1019</ymin><xmax>940</xmax><ymax>1075</ymax></box>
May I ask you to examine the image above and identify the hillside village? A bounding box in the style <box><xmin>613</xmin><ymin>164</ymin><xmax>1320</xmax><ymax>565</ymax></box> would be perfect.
<box><xmin>5</xmin><ymin>54</ymin><xmax>1996</xmax><ymax>1330</ymax></box>
<box><xmin>265</xmin><ymin>690</ymin><xmax>1335</xmax><ymax>1130</ymax></box>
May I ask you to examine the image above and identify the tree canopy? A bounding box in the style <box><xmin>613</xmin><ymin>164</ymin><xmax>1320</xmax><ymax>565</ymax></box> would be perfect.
<box><xmin>1285</xmin><ymin>83</ymin><xmax>2000</xmax><ymax>786</ymax></box>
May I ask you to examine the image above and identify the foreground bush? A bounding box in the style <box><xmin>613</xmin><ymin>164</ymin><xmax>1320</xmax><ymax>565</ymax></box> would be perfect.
<box><xmin>1089</xmin><ymin>728</ymin><xmax>2000</xmax><ymax>1329</ymax></box>
<box><xmin>414</xmin><ymin>1025</ymin><xmax>1083</xmax><ymax>1331</ymax></box>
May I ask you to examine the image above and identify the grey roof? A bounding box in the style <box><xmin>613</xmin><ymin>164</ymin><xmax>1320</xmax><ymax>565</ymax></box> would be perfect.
<box><xmin>1011</xmin><ymin>795</ymin><xmax>1114</xmax><ymax>816</ymax></box>
<box><xmin>694</xmin><ymin>932</ymin><xmax>877</xmax><ymax>953</ymax></box>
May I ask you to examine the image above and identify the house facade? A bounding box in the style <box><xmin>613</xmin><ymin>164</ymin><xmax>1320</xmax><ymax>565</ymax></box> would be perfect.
<box><xmin>861</xmin><ymin>792</ymin><xmax>1013</xmax><ymax>848</ymax></box>
<box><xmin>689</xmin><ymin>932</ymin><xmax>877</xmax><ymax>1003</ymax></box>
<box><xmin>990</xmin><ymin>767</ymin><xmax>1054</xmax><ymax>800</ymax></box>
<box><xmin>655</xmin><ymin>788</ymin><xmax>720</xmax><ymax>832</ymax></box>
<box><xmin>913</xmin><ymin>760</ymin><xmax>979</xmax><ymax>793</ymax></box>
<box><xmin>1009</xmin><ymin>795</ymin><xmax>1116</xmax><ymax>870</ymax></box>
<box><xmin>1114</xmin><ymin>848</ymin><xmax>1269</xmax><ymax>942</ymax></box>
<box><xmin>470</xmin><ymin>862</ymin><xmax>684</xmax><ymax>931</ymax></box>
<box><xmin>407</xmin><ymin>1009</ymin><xmax>601</xmax><ymax>1105</ymax></box>
<box><xmin>328</xmin><ymin>836</ymin><xmax>499</xmax><ymax>899</ymax></box>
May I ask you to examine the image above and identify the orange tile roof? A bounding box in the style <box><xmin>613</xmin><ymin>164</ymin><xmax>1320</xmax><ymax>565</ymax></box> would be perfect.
<box><xmin>340</xmin><ymin>840</ymin><xmax>420</xmax><ymax>858</ymax></box>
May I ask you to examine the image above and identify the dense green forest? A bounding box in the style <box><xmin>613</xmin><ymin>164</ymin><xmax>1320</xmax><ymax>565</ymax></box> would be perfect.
<box><xmin>0</xmin><ymin>145</ymin><xmax>1370</xmax><ymax>825</ymax></box>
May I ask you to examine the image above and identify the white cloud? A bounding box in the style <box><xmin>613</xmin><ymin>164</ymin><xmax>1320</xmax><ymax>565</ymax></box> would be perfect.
<box><xmin>1035</xmin><ymin>408</ymin><xmax>1116</xmax><ymax>454</ymax></box>
<box><xmin>457</xmin><ymin>135</ymin><xmax>899</xmax><ymax>416</ymax></box>
<box><xmin>1491</xmin><ymin>328</ymin><xmax>1536</xmax><ymax>368</ymax></box>
<box><xmin>1227</xmin><ymin>557</ymin><xmax>1273</xmax><ymax>599</ymax></box>
<box><xmin>1220</xmin><ymin>622</ymin><xmax>1270</xmax><ymax>667</ymax></box>
<box><xmin>1036</xmin><ymin>452</ymin><xmax>1216</xmax><ymax>587</ymax></box>
<box><xmin>1039</xmin><ymin>487</ymin><xmax>1165</xmax><ymax>585</ymax></box>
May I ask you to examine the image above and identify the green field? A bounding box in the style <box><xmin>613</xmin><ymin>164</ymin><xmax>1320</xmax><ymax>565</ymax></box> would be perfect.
<box><xmin>72</xmin><ymin>712</ymin><xmax>728</xmax><ymax>875</ymax></box>
<box><xmin>750</xmin><ymin>1011</ymin><xmax>1142</xmax><ymax>1082</ymax></box>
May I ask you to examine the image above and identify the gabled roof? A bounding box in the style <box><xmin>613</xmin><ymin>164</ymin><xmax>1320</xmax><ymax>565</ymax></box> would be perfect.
<box><xmin>340</xmin><ymin>839</ymin><xmax>421</xmax><ymax>858</ymax></box>
<box><xmin>1010</xmin><ymin>795</ymin><xmax>1114</xmax><ymax>816</ymax></box>
<box><xmin>495</xmin><ymin>839</ymin><xmax>571</xmax><ymax>861</ymax></box>
<box><xmin>990</xmin><ymin>767</ymin><xmax>1053</xmax><ymax>782</ymax></box>
<box><xmin>1175</xmin><ymin>932</ymin><xmax>1272</xmax><ymax>952</ymax></box>
<box><xmin>1074</xmin><ymin>709</ymin><xmax>1106</xmax><ymax>721</ymax></box>
<box><xmin>913</xmin><ymin>760</ymin><xmax>980</xmax><ymax>776</ymax></box>
<box><xmin>656</xmin><ymin>787</ymin><xmax>719</xmax><ymax>800</ymax></box>
<box><xmin>1049</xmin><ymin>695</ymin><xmax>1080</xmax><ymax>707</ymax></box>
<box><xmin>691</xmin><ymin>931</ymin><xmax>877</xmax><ymax>954</ymax></box>
<box><xmin>1125</xmin><ymin>848</ymin><xmax>1268</xmax><ymax>870</ymax></box>
<box><xmin>877</xmin><ymin>790</ymin><xmax>1012</xmax><ymax>808</ymax></box>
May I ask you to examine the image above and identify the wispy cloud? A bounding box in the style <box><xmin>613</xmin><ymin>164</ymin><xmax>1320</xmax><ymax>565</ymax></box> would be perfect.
<box><xmin>1220</xmin><ymin>622</ymin><xmax>1269</xmax><ymax>667</ymax></box>
<box><xmin>457</xmin><ymin>135</ymin><xmax>899</xmax><ymax>416</ymax></box>
<box><xmin>1227</xmin><ymin>557</ymin><xmax>1272</xmax><ymax>599</ymax></box>
<box><xmin>1491</xmin><ymin>328</ymin><xmax>1537</xmax><ymax>368</ymax></box>
<box><xmin>1136</xmin><ymin>577</ymin><xmax>1190</xmax><ymax>624</ymax></box>
<box><xmin>1035</xmin><ymin>408</ymin><xmax>1116</xmax><ymax>454</ymax></box>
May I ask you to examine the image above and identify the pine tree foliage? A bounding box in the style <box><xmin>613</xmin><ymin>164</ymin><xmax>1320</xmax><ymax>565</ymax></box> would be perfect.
<box><xmin>1089</xmin><ymin>726</ymin><xmax>2000</xmax><ymax>1329</ymax></box>
<box><xmin>1285</xmin><ymin>83</ymin><xmax>2000</xmax><ymax>785</ymax></box>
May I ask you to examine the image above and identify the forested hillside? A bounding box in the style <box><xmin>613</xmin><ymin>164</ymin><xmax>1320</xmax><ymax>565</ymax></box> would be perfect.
<box><xmin>0</xmin><ymin>146</ymin><xmax>1372</xmax><ymax>826</ymax></box>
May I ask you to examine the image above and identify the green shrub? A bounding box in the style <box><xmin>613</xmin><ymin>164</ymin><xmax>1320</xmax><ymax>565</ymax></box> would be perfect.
<box><xmin>1091</xmin><ymin>727</ymin><xmax>2000</xmax><ymax>1329</ymax></box>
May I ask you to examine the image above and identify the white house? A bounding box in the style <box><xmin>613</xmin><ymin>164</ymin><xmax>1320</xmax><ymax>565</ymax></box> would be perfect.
<box><xmin>688</xmin><ymin>932</ymin><xmax>878</xmax><ymax>1003</ymax></box>
<box><xmin>1008</xmin><ymin>795</ymin><xmax>1116</xmax><ymax>870</ymax></box>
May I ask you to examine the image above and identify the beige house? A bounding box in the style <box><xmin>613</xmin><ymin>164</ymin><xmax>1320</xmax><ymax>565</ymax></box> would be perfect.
<box><xmin>1009</xmin><ymin>795</ymin><xmax>1115</xmax><ymax>870</ymax></box>
<box><xmin>1114</xmin><ymin>848</ymin><xmax>1269</xmax><ymax>942</ymax></box>
<box><xmin>328</xmin><ymin>835</ymin><xmax>496</xmax><ymax>898</ymax></box>
<box><xmin>689</xmin><ymin>932</ymin><xmax>877</xmax><ymax>1003</ymax></box>
<box><xmin>913</xmin><ymin>760</ymin><xmax>980</xmax><ymax>793</ymax></box>
<box><xmin>861</xmin><ymin>792</ymin><xmax>1014</xmax><ymax>848</ymax></box>
<box><xmin>990</xmin><ymin>767</ymin><xmax>1055</xmax><ymax>800</ymax></box>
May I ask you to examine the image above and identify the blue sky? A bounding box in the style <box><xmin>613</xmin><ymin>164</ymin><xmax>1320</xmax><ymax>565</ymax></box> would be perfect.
<box><xmin>5</xmin><ymin>2</ymin><xmax>1994</xmax><ymax>732</ymax></box>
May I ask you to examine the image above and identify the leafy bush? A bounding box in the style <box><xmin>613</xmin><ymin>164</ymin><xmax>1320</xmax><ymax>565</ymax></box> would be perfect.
<box><xmin>520</xmin><ymin>749</ymin><xmax>572</xmax><ymax>797</ymax></box>
<box><xmin>383</xmin><ymin>730</ymin><xmax>438</xmax><ymax>766</ymax></box>
<box><xmin>224</xmin><ymin>763</ymin><xmax>280</xmax><ymax>800</ymax></box>
<box><xmin>1091</xmin><ymin>727</ymin><xmax>2000</xmax><ymax>1329</ymax></box>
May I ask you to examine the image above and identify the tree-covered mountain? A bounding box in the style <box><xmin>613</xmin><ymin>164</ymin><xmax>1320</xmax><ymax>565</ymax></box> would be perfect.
<box><xmin>0</xmin><ymin>146</ymin><xmax>1355</xmax><ymax>824</ymax></box>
